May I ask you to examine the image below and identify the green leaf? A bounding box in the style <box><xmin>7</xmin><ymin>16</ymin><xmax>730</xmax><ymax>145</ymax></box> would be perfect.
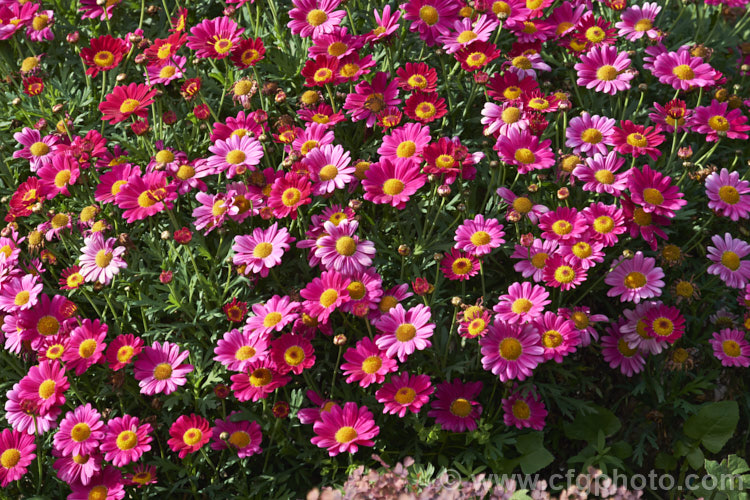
<box><xmin>510</xmin><ymin>490</ymin><xmax>534</xmax><ymax>500</ymax></box>
<box><xmin>683</xmin><ymin>401</ymin><xmax>739</xmax><ymax>453</ymax></box>
<box><xmin>655</xmin><ymin>452</ymin><xmax>678</xmax><ymax>471</ymax></box>
<box><xmin>686</xmin><ymin>446</ymin><xmax>704</xmax><ymax>469</ymax></box>
<box><xmin>564</xmin><ymin>405</ymin><xmax>621</xmax><ymax>443</ymax></box>
<box><xmin>515</xmin><ymin>432</ymin><xmax>554</xmax><ymax>475</ymax></box>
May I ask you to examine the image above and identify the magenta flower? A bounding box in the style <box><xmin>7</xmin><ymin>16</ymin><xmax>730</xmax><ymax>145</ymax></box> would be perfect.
<box><xmin>300</xmin><ymin>270</ymin><xmax>351</xmax><ymax>322</ymax></box>
<box><xmin>187</xmin><ymin>16</ymin><xmax>243</xmax><ymax>59</ymax></box>
<box><xmin>315</xmin><ymin>220</ymin><xmax>376</xmax><ymax>275</ymax></box>
<box><xmin>601</xmin><ymin>319</ymin><xmax>646</xmax><ymax>377</ymax></box>
<box><xmin>494</xmin><ymin>127</ymin><xmax>554</xmax><ymax>174</ymax></box>
<box><xmin>100</xmin><ymin>414</ymin><xmax>153</xmax><ymax>467</ymax></box>
<box><xmin>230</xmin><ymin>359</ymin><xmax>291</xmax><ymax>402</ymax></box>
<box><xmin>375</xmin><ymin>304</ymin><xmax>435</xmax><ymax>362</ymax></box>
<box><xmin>480</xmin><ymin>322</ymin><xmax>544</xmax><ymax>382</ymax></box>
<box><xmin>211</xmin><ymin>414</ymin><xmax>263</xmax><ymax>458</ymax></box>
<box><xmin>605</xmin><ymin>252</ymin><xmax>665</xmax><ymax>303</ymax></box>
<box><xmin>533</xmin><ymin>312</ymin><xmax>580</xmax><ymax>363</ymax></box>
<box><xmin>627</xmin><ymin>165</ymin><xmax>686</xmax><ymax>218</ymax></box>
<box><xmin>78</xmin><ymin>232</ymin><xmax>127</xmax><ymax>285</ymax></box>
<box><xmin>565</xmin><ymin>112</ymin><xmax>616</xmax><ymax>156</ymax></box>
<box><xmin>362</xmin><ymin>158</ymin><xmax>426</xmax><ymax>209</ymax></box>
<box><xmin>375</xmin><ymin>372</ymin><xmax>434</xmax><ymax>417</ymax></box>
<box><xmin>61</xmin><ymin>319</ymin><xmax>108</xmax><ymax>376</ymax></box>
<box><xmin>53</xmin><ymin>404</ymin><xmax>105</xmax><ymax>457</ymax></box>
<box><xmin>707</xmin><ymin>233</ymin><xmax>750</xmax><ymax>289</ymax></box>
<box><xmin>341</xmin><ymin>337</ymin><xmax>398</xmax><ymax>388</ymax></box>
<box><xmin>493</xmin><ymin>281</ymin><xmax>550</xmax><ymax>325</ymax></box>
<box><xmin>572</xmin><ymin>151</ymin><xmax>628</xmax><ymax>197</ymax></box>
<box><xmin>245</xmin><ymin>295</ymin><xmax>300</xmax><ymax>336</ymax></box>
<box><xmin>453</xmin><ymin>214</ymin><xmax>505</xmax><ymax>257</ymax></box>
<box><xmin>651</xmin><ymin>48</ymin><xmax>718</xmax><ymax>91</ymax></box>
<box><xmin>287</xmin><ymin>0</ymin><xmax>346</xmax><ymax>38</ymax></box>
<box><xmin>133</xmin><ymin>341</ymin><xmax>194</xmax><ymax>395</ymax></box>
<box><xmin>575</xmin><ymin>45</ymin><xmax>634</xmax><ymax>95</ymax></box>
<box><xmin>427</xmin><ymin>379</ymin><xmax>483</xmax><ymax>433</ymax></box>
<box><xmin>0</xmin><ymin>274</ymin><xmax>42</xmax><ymax>313</ymax></box>
<box><xmin>270</xmin><ymin>333</ymin><xmax>316</xmax><ymax>375</ymax></box>
<box><xmin>206</xmin><ymin>134</ymin><xmax>264</xmax><ymax>179</ymax></box>
<box><xmin>213</xmin><ymin>328</ymin><xmax>268</xmax><ymax>372</ymax></box>
<box><xmin>0</xmin><ymin>429</ymin><xmax>36</xmax><ymax>487</ymax></box>
<box><xmin>689</xmin><ymin>99</ymin><xmax>750</xmax><ymax>142</ymax></box>
<box><xmin>502</xmin><ymin>386</ymin><xmax>547</xmax><ymax>431</ymax></box>
<box><xmin>311</xmin><ymin>402</ymin><xmax>379</xmax><ymax>456</ymax></box>
<box><xmin>705</xmin><ymin>168</ymin><xmax>750</xmax><ymax>221</ymax></box>
<box><xmin>709</xmin><ymin>329</ymin><xmax>750</xmax><ymax>367</ymax></box>
<box><xmin>232</xmin><ymin>222</ymin><xmax>294</xmax><ymax>278</ymax></box>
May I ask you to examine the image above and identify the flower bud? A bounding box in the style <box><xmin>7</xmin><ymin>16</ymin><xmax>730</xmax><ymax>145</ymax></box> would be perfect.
<box><xmin>451</xmin><ymin>296</ymin><xmax>463</xmax><ymax>307</ymax></box>
<box><xmin>193</xmin><ymin>104</ymin><xmax>210</xmax><ymax>120</ymax></box>
<box><xmin>66</xmin><ymin>31</ymin><xmax>79</xmax><ymax>43</ymax></box>
<box><xmin>520</xmin><ymin>233</ymin><xmax>534</xmax><ymax>247</ymax></box>
<box><xmin>557</xmin><ymin>187</ymin><xmax>569</xmax><ymax>200</ymax></box>
<box><xmin>333</xmin><ymin>334</ymin><xmax>347</xmax><ymax>345</ymax></box>
<box><xmin>437</xmin><ymin>184</ymin><xmax>451</xmax><ymax>197</ymax></box>
<box><xmin>398</xmin><ymin>244</ymin><xmax>411</xmax><ymax>256</ymax></box>
<box><xmin>273</xmin><ymin>401</ymin><xmax>290</xmax><ymax>418</ymax></box>
<box><xmin>159</xmin><ymin>270</ymin><xmax>173</xmax><ymax>284</ymax></box>
<box><xmin>214</xmin><ymin>383</ymin><xmax>230</xmax><ymax>399</ymax></box>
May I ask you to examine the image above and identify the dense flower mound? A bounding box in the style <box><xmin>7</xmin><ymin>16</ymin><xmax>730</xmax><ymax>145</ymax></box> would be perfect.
<box><xmin>0</xmin><ymin>0</ymin><xmax>749</xmax><ymax>497</ymax></box>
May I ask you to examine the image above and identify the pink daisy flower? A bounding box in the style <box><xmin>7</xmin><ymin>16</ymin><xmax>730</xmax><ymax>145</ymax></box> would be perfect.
<box><xmin>115</xmin><ymin>171</ymin><xmax>177</xmax><ymax>223</ymax></box>
<box><xmin>362</xmin><ymin>158</ymin><xmax>426</xmax><ymax>209</ymax></box>
<box><xmin>343</xmin><ymin>72</ymin><xmax>400</xmax><ymax>128</ymax></box>
<box><xmin>167</xmin><ymin>414</ymin><xmax>212</xmax><ymax>459</ymax></box>
<box><xmin>559</xmin><ymin>306</ymin><xmax>608</xmax><ymax>346</ymax></box>
<box><xmin>401</xmin><ymin>0</ymin><xmax>461</xmax><ymax>46</ymax></box>
<box><xmin>707</xmin><ymin>233</ymin><xmax>750</xmax><ymax>289</ymax></box>
<box><xmin>231</xmin><ymin>359</ymin><xmax>291</xmax><ymax>402</ymax></box>
<box><xmin>287</xmin><ymin>0</ymin><xmax>346</xmax><ymax>38</ymax></box>
<box><xmin>627</xmin><ymin>165</ymin><xmax>686</xmax><ymax>217</ymax></box>
<box><xmin>427</xmin><ymin>379</ymin><xmax>483</xmax><ymax>433</ymax></box>
<box><xmin>300</xmin><ymin>270</ymin><xmax>351</xmax><ymax>322</ymax></box>
<box><xmin>601</xmin><ymin>318</ymin><xmax>646</xmax><ymax>376</ymax></box>
<box><xmin>267</xmin><ymin>171</ymin><xmax>313</xmax><ymax>220</ymax></box>
<box><xmin>453</xmin><ymin>215</ymin><xmax>505</xmax><ymax>257</ymax></box>
<box><xmin>245</xmin><ymin>295</ymin><xmax>300</xmax><ymax>336</ymax></box>
<box><xmin>705</xmin><ymin>168</ymin><xmax>750</xmax><ymax>221</ymax></box>
<box><xmin>643</xmin><ymin>303</ymin><xmax>684</xmax><ymax>344</ymax></box>
<box><xmin>611</xmin><ymin>121</ymin><xmax>665</xmax><ymax>161</ymax></box>
<box><xmin>145</xmin><ymin>55</ymin><xmax>186</xmax><ymax>84</ymax></box>
<box><xmin>62</xmin><ymin>319</ymin><xmax>107</xmax><ymax>376</ymax></box>
<box><xmin>378</xmin><ymin>123</ymin><xmax>431</xmax><ymax>165</ymax></box>
<box><xmin>270</xmin><ymin>333</ymin><xmax>316</xmax><ymax>375</ymax></box>
<box><xmin>211</xmin><ymin>415</ymin><xmax>263</xmax><ymax>458</ymax></box>
<box><xmin>311</xmin><ymin>402</ymin><xmax>379</xmax><ymax>456</ymax></box>
<box><xmin>53</xmin><ymin>450</ymin><xmax>102</xmax><ymax>487</ymax></box>
<box><xmin>95</xmin><ymin>164</ymin><xmax>139</xmax><ymax>204</ymax></box>
<box><xmin>504</xmin><ymin>52</ymin><xmax>551</xmax><ymax>80</ymax></box>
<box><xmin>572</xmin><ymin>151</ymin><xmax>628</xmax><ymax>196</ymax></box>
<box><xmin>12</xmin><ymin>127</ymin><xmax>59</xmax><ymax>172</ymax></box>
<box><xmin>126</xmin><ymin>464</ymin><xmax>157</xmax><ymax>488</ymax></box>
<box><xmin>502</xmin><ymin>386</ymin><xmax>547</xmax><ymax>431</ymax></box>
<box><xmin>292</xmin><ymin>122</ymin><xmax>335</xmax><ymax>156</ymax></box>
<box><xmin>575</xmin><ymin>45</ymin><xmax>634</xmax><ymax>95</ymax></box>
<box><xmin>78</xmin><ymin>232</ymin><xmax>127</xmax><ymax>285</ymax></box>
<box><xmin>68</xmin><ymin>466</ymin><xmax>125</xmax><ymax>500</ymax></box>
<box><xmin>616</xmin><ymin>2</ymin><xmax>662</xmax><ymax>41</ymax></box>
<box><xmin>5</xmin><ymin>383</ymin><xmax>60</xmax><ymax>435</ymax></box>
<box><xmin>565</xmin><ymin>112</ymin><xmax>615</xmax><ymax>156</ymax></box>
<box><xmin>496</xmin><ymin>188</ymin><xmax>549</xmax><ymax>224</ymax></box>
<box><xmin>649</xmin><ymin>99</ymin><xmax>691</xmax><ymax>133</ymax></box>
<box><xmin>187</xmin><ymin>16</ymin><xmax>242</xmax><ymax>59</ymax></box>
<box><xmin>621</xmin><ymin>302</ymin><xmax>666</xmax><ymax>355</ymax></box>
<box><xmin>0</xmin><ymin>274</ymin><xmax>42</xmax><ymax>313</ymax></box>
<box><xmin>543</xmin><ymin>254</ymin><xmax>587</xmax><ymax>291</ymax></box>
<box><xmin>479</xmin><ymin>322</ymin><xmax>544</xmax><ymax>382</ymax></box>
<box><xmin>340</xmin><ymin>268</ymin><xmax>383</xmax><ymax>315</ymax></box>
<box><xmin>341</xmin><ymin>336</ymin><xmax>398</xmax><ymax>388</ymax></box>
<box><xmin>651</xmin><ymin>48</ymin><xmax>718</xmax><ymax>91</ymax></box>
<box><xmin>689</xmin><ymin>99</ymin><xmax>750</xmax><ymax>142</ymax></box>
<box><xmin>38</xmin><ymin>154</ymin><xmax>80</xmax><ymax>198</ymax></box>
<box><xmin>709</xmin><ymin>329</ymin><xmax>750</xmax><ymax>367</ymax></box>
<box><xmin>133</xmin><ymin>341</ymin><xmax>194</xmax><ymax>395</ymax></box>
<box><xmin>481</xmin><ymin>102</ymin><xmax>528</xmax><ymax>138</ymax></box>
<box><xmin>306</xmin><ymin>144</ymin><xmax>354</xmax><ymax>195</ymax></box>
<box><xmin>375</xmin><ymin>372</ymin><xmax>434</xmax><ymax>417</ymax></box>
<box><xmin>494</xmin><ymin>127</ymin><xmax>554</xmax><ymax>174</ymax></box>
<box><xmin>100</xmin><ymin>415</ymin><xmax>152</xmax><ymax>467</ymax></box>
<box><xmin>539</xmin><ymin>207</ymin><xmax>589</xmax><ymax>243</ymax></box>
<box><xmin>605</xmin><ymin>252</ymin><xmax>665</xmax><ymax>303</ymax></box>
<box><xmin>105</xmin><ymin>334</ymin><xmax>144</xmax><ymax>371</ymax></box>
<box><xmin>560</xmin><ymin>238</ymin><xmax>605</xmax><ymax>270</ymax></box>
<box><xmin>533</xmin><ymin>312</ymin><xmax>579</xmax><ymax>363</ymax></box>
<box><xmin>53</xmin><ymin>404</ymin><xmax>105</xmax><ymax>458</ymax></box>
<box><xmin>213</xmin><ymin>328</ymin><xmax>269</xmax><ymax>372</ymax></box>
<box><xmin>441</xmin><ymin>248</ymin><xmax>480</xmax><ymax>281</ymax></box>
<box><xmin>315</xmin><ymin>220</ymin><xmax>376</xmax><ymax>275</ymax></box>
<box><xmin>439</xmin><ymin>14</ymin><xmax>499</xmax><ymax>54</ymax></box>
<box><xmin>206</xmin><ymin>134</ymin><xmax>264</xmax><ymax>179</ymax></box>
<box><xmin>18</xmin><ymin>360</ymin><xmax>69</xmax><ymax>415</ymax></box>
<box><xmin>511</xmin><ymin>238</ymin><xmax>559</xmax><ymax>282</ymax></box>
<box><xmin>493</xmin><ymin>281</ymin><xmax>550</xmax><ymax>325</ymax></box>
<box><xmin>232</xmin><ymin>222</ymin><xmax>294</xmax><ymax>278</ymax></box>
<box><xmin>0</xmin><ymin>429</ymin><xmax>36</xmax><ymax>487</ymax></box>
<box><xmin>365</xmin><ymin>4</ymin><xmax>401</xmax><ymax>43</ymax></box>
<box><xmin>375</xmin><ymin>304</ymin><xmax>434</xmax><ymax>362</ymax></box>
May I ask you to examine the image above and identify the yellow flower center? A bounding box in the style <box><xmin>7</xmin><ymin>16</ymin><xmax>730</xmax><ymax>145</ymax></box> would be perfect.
<box><xmin>470</xmin><ymin>231</ymin><xmax>491</xmax><ymax>246</ymax></box>
<box><xmin>71</xmin><ymin>423</ymin><xmax>92</xmax><ymax>442</ymax></box>
<box><xmin>73</xmin><ymin>454</ymin><xmax>89</xmax><ymax>465</ymax></box>
<box><xmin>721</xmin><ymin>251</ymin><xmax>741</xmax><ymax>271</ymax></box>
<box><xmin>449</xmin><ymin>398</ymin><xmax>472</xmax><ymax>417</ymax></box>
<box><xmin>361</xmin><ymin>355</ymin><xmax>382</xmax><ymax>374</ymax></box>
<box><xmin>531</xmin><ymin>252</ymin><xmax>548</xmax><ymax>269</ymax></box>
<box><xmin>54</xmin><ymin>170</ymin><xmax>72</xmax><ymax>188</ymax></box>
<box><xmin>722</xmin><ymin>340</ymin><xmax>741</xmax><ymax>357</ymax></box>
<box><xmin>511</xmin><ymin>56</ymin><xmax>531</xmax><ymax>70</ymax></box>
<box><xmin>618</xmin><ymin>338</ymin><xmax>638</xmax><ymax>357</ymax></box>
<box><xmin>492</xmin><ymin>1</ymin><xmax>511</xmax><ymax>15</ymax></box>
<box><xmin>282</xmin><ymin>188</ymin><xmax>301</xmax><ymax>207</ymax></box>
<box><xmin>137</xmin><ymin>191</ymin><xmax>156</xmax><ymax>208</ymax></box>
<box><xmin>95</xmin><ymin>250</ymin><xmax>113</xmax><ymax>268</ymax></box>
<box><xmin>94</xmin><ymin>50</ymin><xmax>115</xmax><ymax>67</ymax></box>
<box><xmin>504</xmin><ymin>86</ymin><xmax>522</xmax><ymax>100</ymax></box>
<box><xmin>394</xmin><ymin>387</ymin><xmax>416</xmax><ymax>405</ymax></box>
<box><xmin>416</xmin><ymin>102</ymin><xmax>436</xmax><ymax>119</ymax></box>
<box><xmin>718</xmin><ymin>185</ymin><xmax>740</xmax><ymax>204</ymax></box>
<box><xmin>396</xmin><ymin>141</ymin><xmax>416</xmax><ymax>158</ymax></box>
<box><xmin>626</xmin><ymin>133</ymin><xmax>648</xmax><ymax>147</ymax></box>
<box><xmin>284</xmin><ymin>346</ymin><xmax>305</xmax><ymax>366</ymax></box>
<box><xmin>708</xmin><ymin>116</ymin><xmax>730</xmax><ymax>132</ymax></box>
<box><xmin>528</xmin><ymin>98</ymin><xmax>548</xmax><ymax>110</ymax></box>
<box><xmin>29</xmin><ymin>141</ymin><xmax>49</xmax><ymax>157</ymax></box>
<box><xmin>250</xmin><ymin>368</ymin><xmax>272</xmax><ymax>387</ymax></box>
<box><xmin>0</xmin><ymin>448</ymin><xmax>20</xmax><ymax>469</ymax></box>
<box><xmin>312</xmin><ymin>114</ymin><xmax>329</xmax><ymax>124</ymax></box>
<box><xmin>234</xmin><ymin>80</ymin><xmax>253</xmax><ymax>95</ymax></box>
<box><xmin>499</xmin><ymin>337</ymin><xmax>522</xmax><ymax>360</ymax></box>
<box><xmin>153</xmin><ymin>362</ymin><xmax>173</xmax><ymax>380</ymax></box>
<box><xmin>382</xmin><ymin>179</ymin><xmax>405</xmax><ymax>196</ymax></box>
<box><xmin>14</xmin><ymin>291</ymin><xmax>30</xmax><ymax>307</ymax></box>
<box><xmin>157</xmin><ymin>43</ymin><xmax>172</xmax><ymax>60</ymax></box>
<box><xmin>596</xmin><ymin>65</ymin><xmax>618</xmax><ymax>81</ymax></box>
<box><xmin>552</xmin><ymin>220</ymin><xmax>572</xmax><ymax>235</ymax></box>
<box><xmin>419</xmin><ymin>5</ymin><xmax>439</xmax><ymax>25</ymax></box>
<box><xmin>671</xmin><ymin>64</ymin><xmax>695</xmax><ymax>80</ymax></box>
<box><xmin>212</xmin><ymin>38</ymin><xmax>234</xmax><ymax>55</ymax></box>
<box><xmin>263</xmin><ymin>312</ymin><xmax>282</xmax><ymax>328</ymax></box>
<box><xmin>226</xmin><ymin>150</ymin><xmax>246</xmax><ymax>165</ymax></box>
<box><xmin>119</xmin><ymin>98</ymin><xmax>141</xmax><ymax>114</ymax></box>
<box><xmin>435</xmin><ymin>154</ymin><xmax>455</xmax><ymax>169</ymax></box>
<box><xmin>512</xmin><ymin>197</ymin><xmax>532</xmax><ymax>213</ymax></box>
<box><xmin>581</xmin><ymin>128</ymin><xmax>603</xmax><ymax>144</ymax></box>
<box><xmin>633</xmin><ymin>208</ymin><xmax>652</xmax><ymax>226</ymax></box>
<box><xmin>624</xmin><ymin>271</ymin><xmax>646</xmax><ymax>289</ymax></box>
<box><xmin>642</xmin><ymin>188</ymin><xmax>664</xmax><ymax>205</ymax></box>
<box><xmin>468</xmin><ymin>318</ymin><xmax>486</xmax><ymax>336</ymax></box>
<box><xmin>585</xmin><ymin>26</ymin><xmax>606</xmax><ymax>43</ymax></box>
<box><xmin>334</xmin><ymin>426</ymin><xmax>358</xmax><ymax>443</ymax></box>
<box><xmin>511</xmin><ymin>298</ymin><xmax>533</xmax><ymax>314</ymax></box>
<box><xmin>235</xmin><ymin>345</ymin><xmax>256</xmax><ymax>361</ymax></box>
<box><xmin>633</xmin><ymin>18</ymin><xmax>652</xmax><ymax>31</ymax></box>
<box><xmin>334</xmin><ymin>236</ymin><xmax>357</xmax><ymax>256</ymax></box>
<box><xmin>542</xmin><ymin>330</ymin><xmax>562</xmax><ymax>348</ymax></box>
<box><xmin>554</xmin><ymin>265</ymin><xmax>576</xmax><ymax>284</ymax></box>
<box><xmin>378</xmin><ymin>296</ymin><xmax>398</xmax><ymax>313</ymax></box>
<box><xmin>501</xmin><ymin>107</ymin><xmax>521</xmax><ymax>124</ymax></box>
<box><xmin>159</xmin><ymin>65</ymin><xmax>177</xmax><ymax>79</ymax></box>
<box><xmin>556</xmin><ymin>21</ymin><xmax>573</xmax><ymax>35</ymax></box>
<box><xmin>347</xmin><ymin>281</ymin><xmax>366</xmax><ymax>300</ymax></box>
<box><xmin>111</xmin><ymin>180</ymin><xmax>127</xmax><ymax>196</ymax></box>
<box><xmin>252</xmin><ymin>242</ymin><xmax>273</xmax><ymax>259</ymax></box>
<box><xmin>307</xmin><ymin>8</ymin><xmax>328</xmax><ymax>26</ymax></box>
<box><xmin>327</xmin><ymin>41</ymin><xmax>347</xmax><ymax>57</ymax></box>
<box><xmin>514</xmin><ymin>148</ymin><xmax>535</xmax><ymax>164</ymax></box>
<box><xmin>38</xmin><ymin>379</ymin><xmax>56</xmax><ymax>399</ymax></box>
<box><xmin>456</xmin><ymin>30</ymin><xmax>478</xmax><ymax>44</ymax></box>
<box><xmin>182</xmin><ymin>428</ymin><xmax>203</xmax><ymax>446</ymax></box>
<box><xmin>407</xmin><ymin>74</ymin><xmax>427</xmax><ymax>89</ymax></box>
<box><xmin>212</xmin><ymin>200</ymin><xmax>227</xmax><ymax>217</ymax></box>
<box><xmin>594</xmin><ymin>169</ymin><xmax>614</xmax><ymax>185</ymax></box>
<box><xmin>395</xmin><ymin>324</ymin><xmax>417</xmax><ymax>342</ymax></box>
<box><xmin>675</xmin><ymin>280</ymin><xmax>694</xmax><ymax>297</ymax></box>
<box><xmin>661</xmin><ymin>244</ymin><xmax>681</xmax><ymax>262</ymax></box>
<box><xmin>32</xmin><ymin>14</ymin><xmax>49</xmax><ymax>30</ymax></box>
<box><xmin>314</xmin><ymin>68</ymin><xmax>333</xmax><ymax>82</ymax></box>
<box><xmin>88</xmin><ymin>486</ymin><xmax>109</xmax><ymax>500</ymax></box>
<box><xmin>229</xmin><ymin>431</ymin><xmax>251</xmax><ymax>449</ymax></box>
<box><xmin>451</xmin><ymin>258</ymin><xmax>472</xmax><ymax>275</ymax></box>
<box><xmin>651</xmin><ymin>317</ymin><xmax>674</xmax><ymax>337</ymax></box>
<box><xmin>512</xmin><ymin>400</ymin><xmax>530</xmax><ymax>420</ymax></box>
<box><xmin>466</xmin><ymin>52</ymin><xmax>487</xmax><ymax>67</ymax></box>
<box><xmin>571</xmin><ymin>311</ymin><xmax>589</xmax><ymax>329</ymax></box>
<box><xmin>572</xmin><ymin>242</ymin><xmax>592</xmax><ymax>258</ymax></box>
<box><xmin>78</xmin><ymin>339</ymin><xmax>98</xmax><ymax>359</ymax></box>
<box><xmin>116</xmin><ymin>430</ymin><xmax>138</xmax><ymax>450</ymax></box>
<box><xmin>319</xmin><ymin>289</ymin><xmax>339</xmax><ymax>308</ymax></box>
<box><xmin>116</xmin><ymin>345</ymin><xmax>134</xmax><ymax>363</ymax></box>
<box><xmin>319</xmin><ymin>164</ymin><xmax>338</xmax><ymax>181</ymax></box>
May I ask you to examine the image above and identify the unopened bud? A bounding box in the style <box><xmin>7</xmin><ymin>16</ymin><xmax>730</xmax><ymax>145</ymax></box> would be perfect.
<box><xmin>333</xmin><ymin>334</ymin><xmax>347</xmax><ymax>345</ymax></box>
<box><xmin>451</xmin><ymin>296</ymin><xmax>463</xmax><ymax>307</ymax></box>
<box><xmin>398</xmin><ymin>244</ymin><xmax>411</xmax><ymax>256</ymax></box>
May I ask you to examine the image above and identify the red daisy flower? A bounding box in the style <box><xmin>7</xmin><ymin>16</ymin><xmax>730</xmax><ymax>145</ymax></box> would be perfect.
<box><xmin>611</xmin><ymin>120</ymin><xmax>665</xmax><ymax>161</ymax></box>
<box><xmin>99</xmin><ymin>83</ymin><xmax>158</xmax><ymax>124</ymax></box>
<box><xmin>80</xmin><ymin>35</ymin><xmax>128</xmax><ymax>78</ymax></box>
<box><xmin>404</xmin><ymin>92</ymin><xmax>447</xmax><ymax>124</ymax></box>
